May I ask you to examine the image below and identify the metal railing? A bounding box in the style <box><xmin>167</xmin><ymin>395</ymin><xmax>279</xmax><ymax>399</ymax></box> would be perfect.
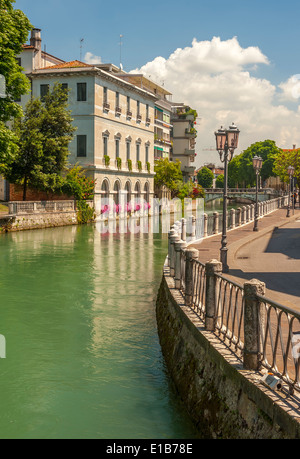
<box><xmin>167</xmin><ymin>198</ymin><xmax>300</xmax><ymax>395</ymax></box>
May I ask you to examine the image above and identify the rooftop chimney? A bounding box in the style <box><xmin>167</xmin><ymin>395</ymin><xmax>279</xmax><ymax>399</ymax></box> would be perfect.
<box><xmin>30</xmin><ymin>28</ymin><xmax>42</xmax><ymax>51</ymax></box>
<box><xmin>30</xmin><ymin>28</ymin><xmax>42</xmax><ymax>70</ymax></box>
<box><xmin>293</xmin><ymin>144</ymin><xmax>296</xmax><ymax>149</ymax></box>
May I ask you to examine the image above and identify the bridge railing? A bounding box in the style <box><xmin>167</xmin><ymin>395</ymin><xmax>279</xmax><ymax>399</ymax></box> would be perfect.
<box><xmin>203</xmin><ymin>195</ymin><xmax>288</xmax><ymax>238</ymax></box>
<box><xmin>167</xmin><ymin>196</ymin><xmax>300</xmax><ymax>395</ymax></box>
<box><xmin>205</xmin><ymin>187</ymin><xmax>282</xmax><ymax>194</ymax></box>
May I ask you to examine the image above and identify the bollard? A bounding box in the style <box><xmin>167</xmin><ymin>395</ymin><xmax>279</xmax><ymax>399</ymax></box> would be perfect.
<box><xmin>243</xmin><ymin>279</ymin><xmax>266</xmax><ymax>371</ymax></box>
<box><xmin>174</xmin><ymin>240</ymin><xmax>187</xmax><ymax>289</ymax></box>
<box><xmin>185</xmin><ymin>248</ymin><xmax>199</xmax><ymax>306</ymax></box>
<box><xmin>205</xmin><ymin>259</ymin><xmax>222</xmax><ymax>331</ymax></box>
<box><xmin>242</xmin><ymin>206</ymin><xmax>246</xmax><ymax>225</ymax></box>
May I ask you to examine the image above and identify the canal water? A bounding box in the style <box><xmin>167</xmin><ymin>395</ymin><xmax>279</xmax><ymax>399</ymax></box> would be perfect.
<box><xmin>0</xmin><ymin>221</ymin><xmax>200</xmax><ymax>439</ymax></box>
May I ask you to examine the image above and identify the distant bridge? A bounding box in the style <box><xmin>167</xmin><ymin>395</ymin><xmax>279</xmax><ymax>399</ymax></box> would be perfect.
<box><xmin>204</xmin><ymin>188</ymin><xmax>281</xmax><ymax>203</ymax></box>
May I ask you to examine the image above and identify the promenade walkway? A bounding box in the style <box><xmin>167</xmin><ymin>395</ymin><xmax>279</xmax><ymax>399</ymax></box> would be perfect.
<box><xmin>191</xmin><ymin>207</ymin><xmax>300</xmax><ymax>312</ymax></box>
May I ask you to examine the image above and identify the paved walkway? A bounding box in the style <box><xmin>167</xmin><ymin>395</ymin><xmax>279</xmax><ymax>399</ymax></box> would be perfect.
<box><xmin>191</xmin><ymin>207</ymin><xmax>300</xmax><ymax>312</ymax></box>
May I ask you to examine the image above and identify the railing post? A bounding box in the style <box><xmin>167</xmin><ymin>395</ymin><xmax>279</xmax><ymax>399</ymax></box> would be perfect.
<box><xmin>191</xmin><ymin>215</ymin><xmax>196</xmax><ymax>240</ymax></box>
<box><xmin>243</xmin><ymin>279</ymin><xmax>266</xmax><ymax>371</ymax></box>
<box><xmin>185</xmin><ymin>248</ymin><xmax>199</xmax><ymax>307</ymax></box>
<box><xmin>168</xmin><ymin>229</ymin><xmax>176</xmax><ymax>266</ymax></box>
<box><xmin>181</xmin><ymin>218</ymin><xmax>187</xmax><ymax>242</ymax></box>
<box><xmin>237</xmin><ymin>207</ymin><xmax>242</xmax><ymax>226</ymax></box>
<box><xmin>205</xmin><ymin>259</ymin><xmax>222</xmax><ymax>331</ymax></box>
<box><xmin>169</xmin><ymin>234</ymin><xmax>180</xmax><ymax>277</ymax></box>
<box><xmin>213</xmin><ymin>211</ymin><xmax>219</xmax><ymax>234</ymax></box>
<box><xmin>203</xmin><ymin>213</ymin><xmax>208</xmax><ymax>237</ymax></box>
<box><xmin>230</xmin><ymin>208</ymin><xmax>235</xmax><ymax>229</ymax></box>
<box><xmin>175</xmin><ymin>240</ymin><xmax>187</xmax><ymax>289</ymax></box>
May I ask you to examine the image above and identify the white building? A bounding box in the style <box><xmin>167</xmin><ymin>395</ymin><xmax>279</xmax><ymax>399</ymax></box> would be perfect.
<box><xmin>12</xmin><ymin>29</ymin><xmax>160</xmax><ymax>214</ymax></box>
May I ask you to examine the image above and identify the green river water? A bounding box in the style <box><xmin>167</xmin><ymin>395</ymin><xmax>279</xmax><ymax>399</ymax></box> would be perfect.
<box><xmin>0</xmin><ymin>221</ymin><xmax>200</xmax><ymax>439</ymax></box>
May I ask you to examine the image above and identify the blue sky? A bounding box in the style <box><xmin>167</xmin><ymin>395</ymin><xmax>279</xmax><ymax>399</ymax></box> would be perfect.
<box><xmin>13</xmin><ymin>0</ymin><xmax>300</xmax><ymax>165</ymax></box>
<box><xmin>14</xmin><ymin>0</ymin><xmax>300</xmax><ymax>82</ymax></box>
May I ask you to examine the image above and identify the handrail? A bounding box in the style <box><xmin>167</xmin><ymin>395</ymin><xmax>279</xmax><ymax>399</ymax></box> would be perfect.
<box><xmin>167</xmin><ymin>197</ymin><xmax>300</xmax><ymax>395</ymax></box>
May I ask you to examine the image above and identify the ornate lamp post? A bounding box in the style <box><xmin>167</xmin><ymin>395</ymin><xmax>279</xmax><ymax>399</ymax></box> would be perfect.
<box><xmin>214</xmin><ymin>123</ymin><xmax>240</xmax><ymax>273</ymax></box>
<box><xmin>252</xmin><ymin>155</ymin><xmax>263</xmax><ymax>231</ymax></box>
<box><xmin>287</xmin><ymin>165</ymin><xmax>295</xmax><ymax>217</ymax></box>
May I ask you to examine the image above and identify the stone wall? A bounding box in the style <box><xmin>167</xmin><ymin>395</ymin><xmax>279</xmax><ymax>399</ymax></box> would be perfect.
<box><xmin>0</xmin><ymin>211</ymin><xmax>77</xmax><ymax>232</ymax></box>
<box><xmin>156</xmin><ymin>268</ymin><xmax>300</xmax><ymax>439</ymax></box>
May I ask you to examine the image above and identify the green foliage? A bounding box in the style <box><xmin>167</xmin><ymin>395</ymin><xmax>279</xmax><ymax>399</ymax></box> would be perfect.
<box><xmin>0</xmin><ymin>1</ymin><xmax>32</xmax><ymax>164</ymax></box>
<box><xmin>273</xmin><ymin>148</ymin><xmax>300</xmax><ymax>184</ymax></box>
<box><xmin>62</xmin><ymin>165</ymin><xmax>95</xmax><ymax>200</ymax></box>
<box><xmin>104</xmin><ymin>154</ymin><xmax>110</xmax><ymax>166</ymax></box>
<box><xmin>137</xmin><ymin>160</ymin><xmax>142</xmax><ymax>171</ymax></box>
<box><xmin>76</xmin><ymin>200</ymin><xmax>95</xmax><ymax>224</ymax></box>
<box><xmin>216</xmin><ymin>174</ymin><xmax>224</xmax><ymax>188</ymax></box>
<box><xmin>229</xmin><ymin>140</ymin><xmax>281</xmax><ymax>187</ymax></box>
<box><xmin>4</xmin><ymin>84</ymin><xmax>76</xmax><ymax>199</ymax></box>
<box><xmin>197</xmin><ymin>167</ymin><xmax>214</xmax><ymax>188</ymax></box>
<box><xmin>127</xmin><ymin>158</ymin><xmax>132</xmax><ymax>171</ymax></box>
<box><xmin>116</xmin><ymin>157</ymin><xmax>122</xmax><ymax>170</ymax></box>
<box><xmin>154</xmin><ymin>158</ymin><xmax>183</xmax><ymax>198</ymax></box>
<box><xmin>146</xmin><ymin>161</ymin><xmax>151</xmax><ymax>173</ymax></box>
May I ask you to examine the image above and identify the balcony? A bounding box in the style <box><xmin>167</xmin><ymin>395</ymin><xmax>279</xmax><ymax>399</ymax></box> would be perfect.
<box><xmin>185</xmin><ymin>128</ymin><xmax>197</xmax><ymax>138</ymax></box>
<box><xmin>146</xmin><ymin>117</ymin><xmax>151</xmax><ymax>125</ymax></box>
<box><xmin>136</xmin><ymin>114</ymin><xmax>142</xmax><ymax>123</ymax></box>
<box><xmin>115</xmin><ymin>106</ymin><xmax>122</xmax><ymax>116</ymax></box>
<box><xmin>126</xmin><ymin>110</ymin><xmax>132</xmax><ymax>120</ymax></box>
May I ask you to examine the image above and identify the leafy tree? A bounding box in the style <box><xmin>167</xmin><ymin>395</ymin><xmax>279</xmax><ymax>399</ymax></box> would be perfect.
<box><xmin>237</xmin><ymin>140</ymin><xmax>281</xmax><ymax>186</ymax></box>
<box><xmin>197</xmin><ymin>166</ymin><xmax>214</xmax><ymax>188</ymax></box>
<box><xmin>228</xmin><ymin>155</ymin><xmax>241</xmax><ymax>187</ymax></box>
<box><xmin>154</xmin><ymin>158</ymin><xmax>183</xmax><ymax>198</ymax></box>
<box><xmin>0</xmin><ymin>1</ymin><xmax>32</xmax><ymax>163</ymax></box>
<box><xmin>216</xmin><ymin>174</ymin><xmax>224</xmax><ymax>188</ymax></box>
<box><xmin>5</xmin><ymin>84</ymin><xmax>76</xmax><ymax>199</ymax></box>
<box><xmin>273</xmin><ymin>148</ymin><xmax>300</xmax><ymax>184</ymax></box>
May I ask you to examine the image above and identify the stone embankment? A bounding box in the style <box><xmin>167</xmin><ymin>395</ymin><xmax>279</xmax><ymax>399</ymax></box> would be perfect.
<box><xmin>156</xmin><ymin>201</ymin><xmax>300</xmax><ymax>439</ymax></box>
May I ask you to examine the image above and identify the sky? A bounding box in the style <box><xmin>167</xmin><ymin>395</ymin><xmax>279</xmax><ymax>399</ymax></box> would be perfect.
<box><xmin>13</xmin><ymin>0</ymin><xmax>300</xmax><ymax>168</ymax></box>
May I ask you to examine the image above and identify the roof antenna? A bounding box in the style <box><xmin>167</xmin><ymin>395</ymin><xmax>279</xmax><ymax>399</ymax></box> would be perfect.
<box><xmin>80</xmin><ymin>38</ymin><xmax>84</xmax><ymax>61</ymax></box>
<box><xmin>119</xmin><ymin>34</ymin><xmax>123</xmax><ymax>70</ymax></box>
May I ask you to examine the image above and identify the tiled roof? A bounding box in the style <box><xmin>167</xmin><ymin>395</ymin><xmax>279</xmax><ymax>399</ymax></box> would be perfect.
<box><xmin>22</xmin><ymin>44</ymin><xmax>35</xmax><ymax>50</ymax></box>
<box><xmin>42</xmin><ymin>60</ymin><xmax>93</xmax><ymax>70</ymax></box>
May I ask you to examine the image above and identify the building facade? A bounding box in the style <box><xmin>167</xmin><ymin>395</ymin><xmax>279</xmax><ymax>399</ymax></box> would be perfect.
<box><xmin>12</xmin><ymin>29</ymin><xmax>159</xmax><ymax>215</ymax></box>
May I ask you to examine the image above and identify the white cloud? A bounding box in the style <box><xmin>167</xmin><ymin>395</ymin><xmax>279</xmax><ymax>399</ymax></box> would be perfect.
<box><xmin>130</xmin><ymin>37</ymin><xmax>300</xmax><ymax>167</ymax></box>
<box><xmin>84</xmin><ymin>52</ymin><xmax>102</xmax><ymax>64</ymax></box>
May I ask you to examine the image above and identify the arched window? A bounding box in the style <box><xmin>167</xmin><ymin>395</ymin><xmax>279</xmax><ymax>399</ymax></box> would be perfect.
<box><xmin>113</xmin><ymin>180</ymin><xmax>121</xmax><ymax>205</ymax></box>
<box><xmin>144</xmin><ymin>182</ymin><xmax>150</xmax><ymax>204</ymax></box>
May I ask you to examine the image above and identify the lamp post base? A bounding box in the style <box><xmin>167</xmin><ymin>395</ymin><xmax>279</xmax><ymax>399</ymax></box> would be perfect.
<box><xmin>220</xmin><ymin>247</ymin><xmax>229</xmax><ymax>273</ymax></box>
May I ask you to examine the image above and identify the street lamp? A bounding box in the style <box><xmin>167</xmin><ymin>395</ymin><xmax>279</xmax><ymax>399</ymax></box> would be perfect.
<box><xmin>287</xmin><ymin>165</ymin><xmax>295</xmax><ymax>217</ymax></box>
<box><xmin>214</xmin><ymin>123</ymin><xmax>240</xmax><ymax>273</ymax></box>
<box><xmin>252</xmin><ymin>155</ymin><xmax>263</xmax><ymax>231</ymax></box>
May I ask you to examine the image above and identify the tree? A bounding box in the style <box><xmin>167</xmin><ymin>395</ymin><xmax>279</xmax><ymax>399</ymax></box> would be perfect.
<box><xmin>0</xmin><ymin>1</ymin><xmax>32</xmax><ymax>164</ymax></box>
<box><xmin>197</xmin><ymin>167</ymin><xmax>214</xmax><ymax>188</ymax></box>
<box><xmin>5</xmin><ymin>84</ymin><xmax>76</xmax><ymax>199</ymax></box>
<box><xmin>228</xmin><ymin>155</ymin><xmax>241</xmax><ymax>188</ymax></box>
<box><xmin>237</xmin><ymin>140</ymin><xmax>281</xmax><ymax>186</ymax></box>
<box><xmin>216</xmin><ymin>174</ymin><xmax>224</xmax><ymax>188</ymax></box>
<box><xmin>273</xmin><ymin>148</ymin><xmax>300</xmax><ymax>184</ymax></box>
<box><xmin>154</xmin><ymin>158</ymin><xmax>183</xmax><ymax>198</ymax></box>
